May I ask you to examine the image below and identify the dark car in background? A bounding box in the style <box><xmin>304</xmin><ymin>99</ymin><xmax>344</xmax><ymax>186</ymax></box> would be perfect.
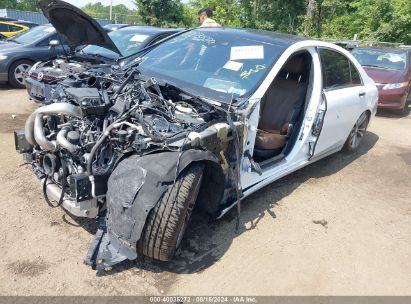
<box><xmin>26</xmin><ymin>16</ymin><xmax>180</xmax><ymax>103</ymax></box>
<box><xmin>352</xmin><ymin>47</ymin><xmax>411</xmax><ymax>114</ymax></box>
<box><xmin>79</xmin><ymin>25</ymin><xmax>180</xmax><ymax>61</ymax></box>
<box><xmin>0</xmin><ymin>24</ymin><xmax>68</xmax><ymax>87</ymax></box>
<box><xmin>103</xmin><ymin>23</ymin><xmax>130</xmax><ymax>31</ymax></box>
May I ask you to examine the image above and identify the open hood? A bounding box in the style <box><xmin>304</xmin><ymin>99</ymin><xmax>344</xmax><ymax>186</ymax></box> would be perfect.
<box><xmin>40</xmin><ymin>0</ymin><xmax>121</xmax><ymax>55</ymax></box>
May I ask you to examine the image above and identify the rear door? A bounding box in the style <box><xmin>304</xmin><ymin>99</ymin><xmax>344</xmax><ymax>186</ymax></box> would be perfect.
<box><xmin>310</xmin><ymin>47</ymin><xmax>367</xmax><ymax>157</ymax></box>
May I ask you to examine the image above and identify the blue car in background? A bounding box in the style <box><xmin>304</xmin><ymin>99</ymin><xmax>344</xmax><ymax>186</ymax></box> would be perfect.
<box><xmin>0</xmin><ymin>24</ymin><xmax>68</xmax><ymax>87</ymax></box>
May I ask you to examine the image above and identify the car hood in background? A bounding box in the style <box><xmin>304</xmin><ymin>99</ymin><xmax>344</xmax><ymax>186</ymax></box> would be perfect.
<box><xmin>39</xmin><ymin>0</ymin><xmax>121</xmax><ymax>55</ymax></box>
<box><xmin>363</xmin><ymin>66</ymin><xmax>407</xmax><ymax>84</ymax></box>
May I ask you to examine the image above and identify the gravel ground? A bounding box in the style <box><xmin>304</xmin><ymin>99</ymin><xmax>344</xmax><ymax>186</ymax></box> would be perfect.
<box><xmin>0</xmin><ymin>85</ymin><xmax>410</xmax><ymax>295</ymax></box>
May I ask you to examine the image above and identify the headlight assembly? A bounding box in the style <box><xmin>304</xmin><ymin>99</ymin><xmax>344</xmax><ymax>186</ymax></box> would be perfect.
<box><xmin>0</xmin><ymin>55</ymin><xmax>8</xmax><ymax>61</ymax></box>
<box><xmin>382</xmin><ymin>82</ymin><xmax>408</xmax><ymax>90</ymax></box>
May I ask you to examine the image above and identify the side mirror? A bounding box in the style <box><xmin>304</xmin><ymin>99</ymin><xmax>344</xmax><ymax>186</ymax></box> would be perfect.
<box><xmin>48</xmin><ymin>40</ymin><xmax>60</xmax><ymax>49</ymax></box>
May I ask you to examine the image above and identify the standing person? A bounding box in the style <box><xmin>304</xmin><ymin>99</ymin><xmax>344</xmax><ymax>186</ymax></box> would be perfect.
<box><xmin>198</xmin><ymin>8</ymin><xmax>220</xmax><ymax>27</ymax></box>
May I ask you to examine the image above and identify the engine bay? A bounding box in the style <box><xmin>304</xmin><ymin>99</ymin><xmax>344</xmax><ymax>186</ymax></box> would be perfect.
<box><xmin>19</xmin><ymin>66</ymin><xmax>227</xmax><ymax>217</ymax></box>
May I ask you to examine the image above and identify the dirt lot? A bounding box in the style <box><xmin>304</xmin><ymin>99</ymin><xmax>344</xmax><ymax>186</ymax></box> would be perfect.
<box><xmin>0</xmin><ymin>85</ymin><xmax>410</xmax><ymax>296</ymax></box>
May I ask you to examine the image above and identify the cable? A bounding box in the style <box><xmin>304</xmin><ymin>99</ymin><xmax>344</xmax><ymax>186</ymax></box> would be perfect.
<box><xmin>42</xmin><ymin>158</ymin><xmax>67</xmax><ymax>208</ymax></box>
<box><xmin>225</xmin><ymin>97</ymin><xmax>243</xmax><ymax>232</ymax></box>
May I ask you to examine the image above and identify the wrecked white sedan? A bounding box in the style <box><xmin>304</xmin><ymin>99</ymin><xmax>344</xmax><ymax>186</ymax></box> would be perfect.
<box><xmin>15</xmin><ymin>0</ymin><xmax>378</xmax><ymax>271</ymax></box>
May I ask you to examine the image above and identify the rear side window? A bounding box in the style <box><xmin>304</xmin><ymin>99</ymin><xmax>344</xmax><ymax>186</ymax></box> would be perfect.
<box><xmin>8</xmin><ymin>24</ymin><xmax>22</xmax><ymax>31</ymax></box>
<box><xmin>0</xmin><ymin>24</ymin><xmax>8</xmax><ymax>31</ymax></box>
<box><xmin>319</xmin><ymin>48</ymin><xmax>362</xmax><ymax>90</ymax></box>
<box><xmin>350</xmin><ymin>62</ymin><xmax>362</xmax><ymax>85</ymax></box>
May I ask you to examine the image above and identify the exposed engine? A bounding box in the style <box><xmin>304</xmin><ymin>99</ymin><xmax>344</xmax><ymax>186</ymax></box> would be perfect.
<box><xmin>29</xmin><ymin>58</ymin><xmax>99</xmax><ymax>85</ymax></box>
<box><xmin>26</xmin><ymin>58</ymin><xmax>112</xmax><ymax>104</ymax></box>
<box><xmin>19</xmin><ymin>66</ymin><xmax>225</xmax><ymax>218</ymax></box>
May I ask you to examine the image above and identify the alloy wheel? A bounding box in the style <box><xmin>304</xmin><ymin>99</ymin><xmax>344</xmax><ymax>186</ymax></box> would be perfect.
<box><xmin>348</xmin><ymin>112</ymin><xmax>369</xmax><ymax>150</ymax></box>
<box><xmin>14</xmin><ymin>63</ymin><xmax>31</xmax><ymax>86</ymax></box>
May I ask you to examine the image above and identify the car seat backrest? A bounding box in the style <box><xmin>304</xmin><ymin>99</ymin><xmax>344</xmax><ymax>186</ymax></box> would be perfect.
<box><xmin>258</xmin><ymin>54</ymin><xmax>306</xmax><ymax>132</ymax></box>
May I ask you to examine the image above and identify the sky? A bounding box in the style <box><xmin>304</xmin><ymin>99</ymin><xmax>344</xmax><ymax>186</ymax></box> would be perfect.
<box><xmin>64</xmin><ymin>0</ymin><xmax>136</xmax><ymax>10</ymax></box>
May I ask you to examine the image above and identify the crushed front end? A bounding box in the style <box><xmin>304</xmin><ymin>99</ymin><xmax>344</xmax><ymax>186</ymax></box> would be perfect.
<box><xmin>15</xmin><ymin>65</ymin><xmax>240</xmax><ymax>269</ymax></box>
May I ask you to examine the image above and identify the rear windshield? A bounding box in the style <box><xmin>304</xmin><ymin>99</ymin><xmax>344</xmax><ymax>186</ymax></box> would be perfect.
<box><xmin>11</xmin><ymin>25</ymin><xmax>55</xmax><ymax>44</ymax></box>
<box><xmin>351</xmin><ymin>48</ymin><xmax>407</xmax><ymax>70</ymax></box>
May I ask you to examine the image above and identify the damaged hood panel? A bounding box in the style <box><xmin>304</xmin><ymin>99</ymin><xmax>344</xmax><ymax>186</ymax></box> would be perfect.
<box><xmin>40</xmin><ymin>0</ymin><xmax>121</xmax><ymax>54</ymax></box>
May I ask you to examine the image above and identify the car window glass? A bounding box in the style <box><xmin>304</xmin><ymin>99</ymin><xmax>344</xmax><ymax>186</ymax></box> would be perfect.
<box><xmin>8</xmin><ymin>25</ymin><xmax>21</xmax><ymax>31</ymax></box>
<box><xmin>351</xmin><ymin>48</ymin><xmax>406</xmax><ymax>70</ymax></box>
<box><xmin>138</xmin><ymin>29</ymin><xmax>283</xmax><ymax>99</ymax></box>
<box><xmin>37</xmin><ymin>35</ymin><xmax>51</xmax><ymax>46</ymax></box>
<box><xmin>319</xmin><ymin>48</ymin><xmax>360</xmax><ymax>89</ymax></box>
<box><xmin>82</xmin><ymin>29</ymin><xmax>155</xmax><ymax>59</ymax></box>
<box><xmin>12</xmin><ymin>25</ymin><xmax>55</xmax><ymax>44</ymax></box>
<box><xmin>148</xmin><ymin>34</ymin><xmax>168</xmax><ymax>46</ymax></box>
<box><xmin>0</xmin><ymin>24</ymin><xmax>8</xmax><ymax>31</ymax></box>
<box><xmin>349</xmin><ymin>61</ymin><xmax>362</xmax><ymax>85</ymax></box>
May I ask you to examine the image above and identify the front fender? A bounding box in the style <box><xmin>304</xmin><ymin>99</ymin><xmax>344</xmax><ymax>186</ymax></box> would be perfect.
<box><xmin>86</xmin><ymin>149</ymin><xmax>222</xmax><ymax>269</ymax></box>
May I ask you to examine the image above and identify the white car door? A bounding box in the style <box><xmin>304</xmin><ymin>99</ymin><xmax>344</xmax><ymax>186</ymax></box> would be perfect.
<box><xmin>311</xmin><ymin>47</ymin><xmax>369</xmax><ymax>158</ymax></box>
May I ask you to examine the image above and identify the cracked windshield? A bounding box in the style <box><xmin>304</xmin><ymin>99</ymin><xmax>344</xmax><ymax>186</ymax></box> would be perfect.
<box><xmin>139</xmin><ymin>29</ymin><xmax>283</xmax><ymax>98</ymax></box>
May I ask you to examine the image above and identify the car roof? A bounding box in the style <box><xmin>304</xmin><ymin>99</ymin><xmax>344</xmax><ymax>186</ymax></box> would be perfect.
<box><xmin>353</xmin><ymin>46</ymin><xmax>408</xmax><ymax>53</ymax></box>
<box><xmin>104</xmin><ymin>23</ymin><xmax>129</xmax><ymax>27</ymax></box>
<box><xmin>16</xmin><ymin>24</ymin><xmax>56</xmax><ymax>44</ymax></box>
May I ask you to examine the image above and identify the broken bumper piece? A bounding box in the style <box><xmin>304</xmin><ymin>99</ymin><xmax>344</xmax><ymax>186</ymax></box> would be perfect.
<box><xmin>84</xmin><ymin>220</ymin><xmax>137</xmax><ymax>270</ymax></box>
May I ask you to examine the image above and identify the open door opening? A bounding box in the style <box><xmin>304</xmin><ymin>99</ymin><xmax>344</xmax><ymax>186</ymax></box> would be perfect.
<box><xmin>252</xmin><ymin>51</ymin><xmax>313</xmax><ymax>165</ymax></box>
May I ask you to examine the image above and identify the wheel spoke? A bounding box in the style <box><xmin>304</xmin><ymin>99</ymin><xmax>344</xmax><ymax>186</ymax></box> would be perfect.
<box><xmin>351</xmin><ymin>134</ymin><xmax>357</xmax><ymax>147</ymax></box>
<box><xmin>357</xmin><ymin>130</ymin><xmax>364</xmax><ymax>137</ymax></box>
<box><xmin>14</xmin><ymin>64</ymin><xmax>32</xmax><ymax>85</ymax></box>
<box><xmin>357</xmin><ymin>113</ymin><xmax>366</xmax><ymax>125</ymax></box>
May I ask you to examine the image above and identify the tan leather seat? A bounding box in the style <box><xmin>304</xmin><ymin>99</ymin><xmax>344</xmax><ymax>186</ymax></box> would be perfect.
<box><xmin>255</xmin><ymin>54</ymin><xmax>306</xmax><ymax>153</ymax></box>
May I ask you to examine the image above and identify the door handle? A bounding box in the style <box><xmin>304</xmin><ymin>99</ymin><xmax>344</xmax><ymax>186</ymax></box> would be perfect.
<box><xmin>359</xmin><ymin>91</ymin><xmax>366</xmax><ymax>97</ymax></box>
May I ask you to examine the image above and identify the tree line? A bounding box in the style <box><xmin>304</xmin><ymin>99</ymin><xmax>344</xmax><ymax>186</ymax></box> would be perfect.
<box><xmin>1</xmin><ymin>0</ymin><xmax>409</xmax><ymax>44</ymax></box>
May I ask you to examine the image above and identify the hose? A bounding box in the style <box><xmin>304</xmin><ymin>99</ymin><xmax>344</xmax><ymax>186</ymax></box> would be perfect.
<box><xmin>112</xmin><ymin>69</ymin><xmax>137</xmax><ymax>101</ymax></box>
<box><xmin>42</xmin><ymin>158</ymin><xmax>67</xmax><ymax>208</ymax></box>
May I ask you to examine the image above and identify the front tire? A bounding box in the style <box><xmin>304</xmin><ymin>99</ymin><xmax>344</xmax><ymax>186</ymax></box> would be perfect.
<box><xmin>137</xmin><ymin>163</ymin><xmax>204</xmax><ymax>261</ymax></box>
<box><xmin>343</xmin><ymin>111</ymin><xmax>370</xmax><ymax>152</ymax></box>
<box><xmin>9</xmin><ymin>60</ymin><xmax>33</xmax><ymax>88</ymax></box>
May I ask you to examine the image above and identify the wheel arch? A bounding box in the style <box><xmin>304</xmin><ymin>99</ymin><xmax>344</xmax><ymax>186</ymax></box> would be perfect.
<box><xmin>102</xmin><ymin>149</ymin><xmax>225</xmax><ymax>263</ymax></box>
<box><xmin>195</xmin><ymin>158</ymin><xmax>225</xmax><ymax>215</ymax></box>
<box><xmin>7</xmin><ymin>58</ymin><xmax>35</xmax><ymax>75</ymax></box>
